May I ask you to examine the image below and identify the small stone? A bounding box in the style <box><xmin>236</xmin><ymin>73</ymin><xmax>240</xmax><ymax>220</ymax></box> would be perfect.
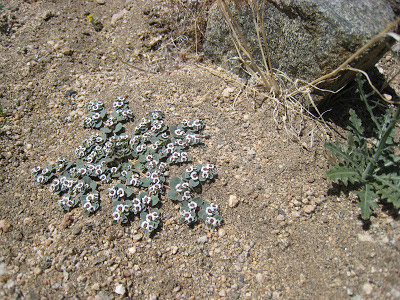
<box><xmin>291</xmin><ymin>211</ymin><xmax>301</xmax><ymax>218</ymax></box>
<box><xmin>71</xmin><ymin>225</ymin><xmax>82</xmax><ymax>235</ymax></box>
<box><xmin>276</xmin><ymin>215</ymin><xmax>285</xmax><ymax>222</ymax></box>
<box><xmin>114</xmin><ymin>284</ymin><xmax>126</xmax><ymax>295</ymax></box>
<box><xmin>96</xmin><ymin>0</ymin><xmax>106</xmax><ymax>4</ymax></box>
<box><xmin>0</xmin><ymin>219</ymin><xmax>12</xmax><ymax>233</ymax></box>
<box><xmin>132</xmin><ymin>233</ymin><xmax>143</xmax><ymax>242</ymax></box>
<box><xmin>218</xmin><ymin>228</ymin><xmax>226</xmax><ymax>237</ymax></box>
<box><xmin>171</xmin><ymin>246</ymin><xmax>178</xmax><ymax>255</ymax></box>
<box><xmin>111</xmin><ymin>9</ymin><xmax>127</xmax><ymax>26</ymax></box>
<box><xmin>222</xmin><ymin>87</ymin><xmax>235</xmax><ymax>97</ymax></box>
<box><xmin>33</xmin><ymin>267</ymin><xmax>42</xmax><ymax>276</ymax></box>
<box><xmin>358</xmin><ymin>233</ymin><xmax>375</xmax><ymax>243</ymax></box>
<box><xmin>198</xmin><ymin>235</ymin><xmax>208</xmax><ymax>244</ymax></box>
<box><xmin>256</xmin><ymin>273</ymin><xmax>264</xmax><ymax>284</ymax></box>
<box><xmin>128</xmin><ymin>246</ymin><xmax>136</xmax><ymax>255</ymax></box>
<box><xmin>42</xmin><ymin>10</ymin><xmax>55</xmax><ymax>21</ymax></box>
<box><xmin>303</xmin><ymin>205</ymin><xmax>316</xmax><ymax>214</ymax></box>
<box><xmin>91</xmin><ymin>283</ymin><xmax>100</xmax><ymax>291</ymax></box>
<box><xmin>60</xmin><ymin>213</ymin><xmax>73</xmax><ymax>229</ymax></box>
<box><xmin>363</xmin><ymin>282</ymin><xmax>373</xmax><ymax>295</ymax></box>
<box><xmin>248</xmin><ymin>149</ymin><xmax>256</xmax><ymax>157</ymax></box>
<box><xmin>0</xmin><ymin>263</ymin><xmax>10</xmax><ymax>283</ymax></box>
<box><xmin>228</xmin><ymin>195</ymin><xmax>239</xmax><ymax>208</ymax></box>
<box><xmin>123</xmin><ymin>270</ymin><xmax>131</xmax><ymax>277</ymax></box>
<box><xmin>62</xmin><ymin>48</ymin><xmax>74</xmax><ymax>56</ymax></box>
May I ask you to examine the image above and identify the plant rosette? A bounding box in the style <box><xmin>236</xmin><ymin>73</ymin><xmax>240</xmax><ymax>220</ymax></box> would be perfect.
<box><xmin>32</xmin><ymin>97</ymin><xmax>222</xmax><ymax>236</ymax></box>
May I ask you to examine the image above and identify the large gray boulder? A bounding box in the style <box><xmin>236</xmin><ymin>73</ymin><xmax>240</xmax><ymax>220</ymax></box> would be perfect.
<box><xmin>204</xmin><ymin>0</ymin><xmax>397</xmax><ymax>100</ymax></box>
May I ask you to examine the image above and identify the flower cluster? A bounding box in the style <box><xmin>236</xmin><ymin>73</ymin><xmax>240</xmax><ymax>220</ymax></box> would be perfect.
<box><xmin>32</xmin><ymin>97</ymin><xmax>222</xmax><ymax>236</ymax></box>
<box><xmin>168</xmin><ymin>165</ymin><xmax>221</xmax><ymax>228</ymax></box>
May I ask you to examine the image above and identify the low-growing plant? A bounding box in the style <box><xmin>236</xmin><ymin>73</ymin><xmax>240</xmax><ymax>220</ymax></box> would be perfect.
<box><xmin>32</xmin><ymin>97</ymin><xmax>221</xmax><ymax>236</ymax></box>
<box><xmin>325</xmin><ymin>75</ymin><xmax>400</xmax><ymax>220</ymax></box>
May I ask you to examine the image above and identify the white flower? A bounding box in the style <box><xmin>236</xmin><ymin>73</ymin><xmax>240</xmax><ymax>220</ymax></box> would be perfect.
<box><xmin>36</xmin><ymin>175</ymin><xmax>45</xmax><ymax>183</ymax></box>
<box><xmin>116</xmin><ymin>204</ymin><xmax>125</xmax><ymax>212</ymax></box>
<box><xmin>206</xmin><ymin>217</ymin><xmax>217</xmax><ymax>225</ymax></box>
<box><xmin>92</xmin><ymin>112</ymin><xmax>100</xmax><ymax>120</ymax></box>
<box><xmin>210</xmin><ymin>203</ymin><xmax>218</xmax><ymax>210</ymax></box>
<box><xmin>205</xmin><ymin>206</ymin><xmax>214</xmax><ymax>216</ymax></box>
<box><xmin>142</xmin><ymin>196</ymin><xmax>151</xmax><ymax>205</ymax></box>
<box><xmin>188</xmin><ymin>201</ymin><xmax>197</xmax><ymax>210</ymax></box>
<box><xmin>112</xmin><ymin>211</ymin><xmax>121</xmax><ymax>221</ymax></box>
<box><xmin>133</xmin><ymin>204</ymin><xmax>141</xmax><ymax>213</ymax></box>
<box><xmin>190</xmin><ymin>172</ymin><xmax>199</xmax><ymax>180</ymax></box>
<box><xmin>140</xmin><ymin>221</ymin><xmax>149</xmax><ymax>229</ymax></box>
<box><xmin>108</xmin><ymin>188</ymin><xmax>116</xmax><ymax>198</ymax></box>
<box><xmin>117</xmin><ymin>188</ymin><xmax>124</xmax><ymax>197</ymax></box>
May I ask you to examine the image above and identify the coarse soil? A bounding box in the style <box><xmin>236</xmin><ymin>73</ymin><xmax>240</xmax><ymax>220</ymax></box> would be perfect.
<box><xmin>0</xmin><ymin>1</ymin><xmax>399</xmax><ymax>299</ymax></box>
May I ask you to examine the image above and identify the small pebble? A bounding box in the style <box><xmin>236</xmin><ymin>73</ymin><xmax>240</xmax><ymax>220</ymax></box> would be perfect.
<box><xmin>72</xmin><ymin>225</ymin><xmax>82</xmax><ymax>235</ymax></box>
<box><xmin>33</xmin><ymin>267</ymin><xmax>42</xmax><ymax>276</ymax></box>
<box><xmin>276</xmin><ymin>215</ymin><xmax>285</xmax><ymax>222</ymax></box>
<box><xmin>218</xmin><ymin>228</ymin><xmax>226</xmax><ymax>237</ymax></box>
<box><xmin>114</xmin><ymin>283</ymin><xmax>126</xmax><ymax>295</ymax></box>
<box><xmin>198</xmin><ymin>235</ymin><xmax>208</xmax><ymax>244</ymax></box>
<box><xmin>0</xmin><ymin>219</ymin><xmax>12</xmax><ymax>233</ymax></box>
<box><xmin>228</xmin><ymin>195</ymin><xmax>239</xmax><ymax>208</ymax></box>
<box><xmin>132</xmin><ymin>233</ymin><xmax>143</xmax><ymax>242</ymax></box>
<box><xmin>363</xmin><ymin>282</ymin><xmax>373</xmax><ymax>295</ymax></box>
<box><xmin>303</xmin><ymin>205</ymin><xmax>316</xmax><ymax>214</ymax></box>
<box><xmin>171</xmin><ymin>246</ymin><xmax>178</xmax><ymax>255</ymax></box>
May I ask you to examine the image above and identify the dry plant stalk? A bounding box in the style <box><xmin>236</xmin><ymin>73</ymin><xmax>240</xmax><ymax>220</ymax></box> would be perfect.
<box><xmin>215</xmin><ymin>1</ymin><xmax>399</xmax><ymax>144</ymax></box>
<box><xmin>217</xmin><ymin>0</ymin><xmax>280</xmax><ymax>95</ymax></box>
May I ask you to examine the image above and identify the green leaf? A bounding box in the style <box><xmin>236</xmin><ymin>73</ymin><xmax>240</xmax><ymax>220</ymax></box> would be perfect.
<box><xmin>167</xmin><ymin>190</ymin><xmax>178</xmax><ymax>201</ymax></box>
<box><xmin>373</xmin><ymin>175</ymin><xmax>400</xmax><ymax>207</ymax></box>
<box><xmin>355</xmin><ymin>184</ymin><xmax>378</xmax><ymax>220</ymax></box>
<box><xmin>141</xmin><ymin>178</ymin><xmax>151</xmax><ymax>188</ymax></box>
<box><xmin>151</xmin><ymin>195</ymin><xmax>159</xmax><ymax>206</ymax></box>
<box><xmin>114</xmin><ymin>123</ymin><xmax>123</xmax><ymax>133</ymax></box>
<box><xmin>348</xmin><ymin>108</ymin><xmax>364</xmax><ymax>136</ymax></box>
<box><xmin>324</xmin><ymin>142</ymin><xmax>360</xmax><ymax>169</ymax></box>
<box><xmin>189</xmin><ymin>179</ymin><xmax>199</xmax><ymax>187</ymax></box>
<box><xmin>169</xmin><ymin>177</ymin><xmax>181</xmax><ymax>188</ymax></box>
<box><xmin>192</xmin><ymin>197</ymin><xmax>204</xmax><ymax>206</ymax></box>
<box><xmin>197</xmin><ymin>209</ymin><xmax>208</xmax><ymax>220</ymax></box>
<box><xmin>125</xmin><ymin>187</ymin><xmax>134</xmax><ymax>198</ymax></box>
<box><xmin>100</xmin><ymin>127</ymin><xmax>112</xmax><ymax>133</ymax></box>
<box><xmin>326</xmin><ymin>166</ymin><xmax>361</xmax><ymax>186</ymax></box>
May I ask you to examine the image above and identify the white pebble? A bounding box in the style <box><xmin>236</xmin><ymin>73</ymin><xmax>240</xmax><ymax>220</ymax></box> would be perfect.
<box><xmin>363</xmin><ymin>283</ymin><xmax>373</xmax><ymax>295</ymax></box>
<box><xmin>228</xmin><ymin>195</ymin><xmax>239</xmax><ymax>208</ymax></box>
<box><xmin>114</xmin><ymin>284</ymin><xmax>126</xmax><ymax>295</ymax></box>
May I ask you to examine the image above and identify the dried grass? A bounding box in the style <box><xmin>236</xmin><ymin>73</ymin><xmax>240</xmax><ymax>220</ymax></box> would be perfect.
<box><xmin>216</xmin><ymin>0</ymin><xmax>400</xmax><ymax>144</ymax></box>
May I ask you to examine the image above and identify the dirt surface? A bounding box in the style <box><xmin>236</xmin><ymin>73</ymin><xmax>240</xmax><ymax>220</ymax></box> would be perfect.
<box><xmin>0</xmin><ymin>1</ymin><xmax>399</xmax><ymax>299</ymax></box>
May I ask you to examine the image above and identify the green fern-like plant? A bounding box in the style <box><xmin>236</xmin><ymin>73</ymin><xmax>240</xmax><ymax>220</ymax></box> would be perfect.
<box><xmin>325</xmin><ymin>75</ymin><xmax>400</xmax><ymax>220</ymax></box>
